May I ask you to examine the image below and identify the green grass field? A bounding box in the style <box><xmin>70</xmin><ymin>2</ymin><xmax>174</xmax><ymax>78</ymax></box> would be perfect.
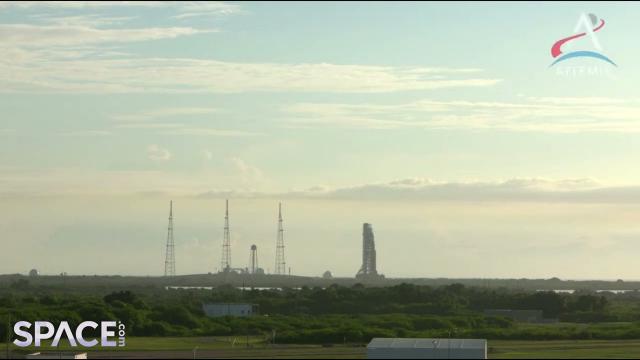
<box><xmin>5</xmin><ymin>338</ymin><xmax>640</xmax><ymax>358</ymax></box>
<box><xmin>490</xmin><ymin>340</ymin><xmax>640</xmax><ymax>359</ymax></box>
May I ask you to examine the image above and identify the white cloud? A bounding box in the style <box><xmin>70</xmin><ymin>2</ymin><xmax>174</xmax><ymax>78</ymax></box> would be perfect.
<box><xmin>30</xmin><ymin>14</ymin><xmax>138</xmax><ymax>28</ymax></box>
<box><xmin>146</xmin><ymin>144</ymin><xmax>171</xmax><ymax>162</ymax></box>
<box><xmin>116</xmin><ymin>123</ymin><xmax>184</xmax><ymax>130</ymax></box>
<box><xmin>110</xmin><ymin>107</ymin><xmax>257</xmax><ymax>137</ymax></box>
<box><xmin>0</xmin><ymin>1</ymin><xmax>497</xmax><ymax>95</ymax></box>
<box><xmin>164</xmin><ymin>128</ymin><xmax>261</xmax><ymax>137</ymax></box>
<box><xmin>0</xmin><ymin>24</ymin><xmax>212</xmax><ymax>47</ymax></box>
<box><xmin>525</xmin><ymin>96</ymin><xmax>629</xmax><ymax>105</ymax></box>
<box><xmin>173</xmin><ymin>2</ymin><xmax>242</xmax><ymax>19</ymax></box>
<box><xmin>0</xmin><ymin>1</ymin><xmax>241</xmax><ymax>17</ymax></box>
<box><xmin>229</xmin><ymin>157</ymin><xmax>263</xmax><ymax>184</ymax></box>
<box><xmin>0</xmin><ymin>1</ymin><xmax>166</xmax><ymax>9</ymax></box>
<box><xmin>58</xmin><ymin>130</ymin><xmax>111</xmax><ymax>137</ymax></box>
<box><xmin>283</xmin><ymin>97</ymin><xmax>640</xmax><ymax>132</ymax></box>
<box><xmin>0</xmin><ymin>55</ymin><xmax>501</xmax><ymax>94</ymax></box>
<box><xmin>112</xmin><ymin>107</ymin><xmax>219</xmax><ymax>122</ymax></box>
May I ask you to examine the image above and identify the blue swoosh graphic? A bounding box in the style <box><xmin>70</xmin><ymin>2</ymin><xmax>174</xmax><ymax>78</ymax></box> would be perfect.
<box><xmin>550</xmin><ymin>50</ymin><xmax>617</xmax><ymax>67</ymax></box>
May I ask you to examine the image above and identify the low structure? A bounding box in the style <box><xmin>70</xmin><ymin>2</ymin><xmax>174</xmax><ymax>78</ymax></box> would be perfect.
<box><xmin>367</xmin><ymin>338</ymin><xmax>487</xmax><ymax>359</ymax></box>
<box><xmin>202</xmin><ymin>303</ymin><xmax>256</xmax><ymax>317</ymax></box>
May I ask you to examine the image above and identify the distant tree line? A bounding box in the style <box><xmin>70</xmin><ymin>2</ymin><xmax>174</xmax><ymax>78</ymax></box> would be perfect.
<box><xmin>1</xmin><ymin>281</ymin><xmax>639</xmax><ymax>344</ymax></box>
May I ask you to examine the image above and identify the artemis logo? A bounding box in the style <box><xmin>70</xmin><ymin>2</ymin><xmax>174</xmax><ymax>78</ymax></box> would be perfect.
<box><xmin>550</xmin><ymin>13</ymin><xmax>616</xmax><ymax>67</ymax></box>
<box><xmin>13</xmin><ymin>321</ymin><xmax>126</xmax><ymax>348</ymax></box>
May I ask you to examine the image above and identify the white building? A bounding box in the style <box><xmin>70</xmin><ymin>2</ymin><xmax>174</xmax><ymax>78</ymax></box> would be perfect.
<box><xmin>367</xmin><ymin>338</ymin><xmax>487</xmax><ymax>359</ymax></box>
<box><xmin>202</xmin><ymin>303</ymin><xmax>256</xmax><ymax>317</ymax></box>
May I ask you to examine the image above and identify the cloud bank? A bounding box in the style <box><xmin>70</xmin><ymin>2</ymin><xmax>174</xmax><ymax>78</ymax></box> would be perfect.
<box><xmin>195</xmin><ymin>177</ymin><xmax>640</xmax><ymax>204</ymax></box>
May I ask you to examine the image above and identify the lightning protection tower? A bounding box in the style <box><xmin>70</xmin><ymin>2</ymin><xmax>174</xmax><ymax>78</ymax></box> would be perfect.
<box><xmin>221</xmin><ymin>199</ymin><xmax>232</xmax><ymax>271</ymax></box>
<box><xmin>164</xmin><ymin>200</ymin><xmax>176</xmax><ymax>277</ymax></box>
<box><xmin>275</xmin><ymin>202</ymin><xmax>286</xmax><ymax>275</ymax></box>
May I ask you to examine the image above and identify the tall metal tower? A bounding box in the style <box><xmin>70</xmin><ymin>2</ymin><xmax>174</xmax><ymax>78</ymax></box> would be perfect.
<box><xmin>221</xmin><ymin>199</ymin><xmax>232</xmax><ymax>271</ymax></box>
<box><xmin>275</xmin><ymin>202</ymin><xmax>286</xmax><ymax>275</ymax></box>
<box><xmin>249</xmin><ymin>245</ymin><xmax>258</xmax><ymax>274</ymax></box>
<box><xmin>164</xmin><ymin>200</ymin><xmax>176</xmax><ymax>277</ymax></box>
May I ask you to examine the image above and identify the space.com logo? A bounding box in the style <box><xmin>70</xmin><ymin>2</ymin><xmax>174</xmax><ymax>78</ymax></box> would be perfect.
<box><xmin>13</xmin><ymin>321</ymin><xmax>125</xmax><ymax>348</ymax></box>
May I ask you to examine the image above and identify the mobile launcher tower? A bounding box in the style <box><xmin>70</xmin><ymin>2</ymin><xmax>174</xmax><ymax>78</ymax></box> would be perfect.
<box><xmin>355</xmin><ymin>223</ymin><xmax>384</xmax><ymax>281</ymax></box>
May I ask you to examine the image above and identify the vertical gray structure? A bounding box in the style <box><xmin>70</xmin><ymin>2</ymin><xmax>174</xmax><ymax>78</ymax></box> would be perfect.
<box><xmin>249</xmin><ymin>245</ymin><xmax>258</xmax><ymax>274</ymax></box>
<box><xmin>356</xmin><ymin>223</ymin><xmax>378</xmax><ymax>279</ymax></box>
<box><xmin>275</xmin><ymin>202</ymin><xmax>286</xmax><ymax>275</ymax></box>
<box><xmin>164</xmin><ymin>200</ymin><xmax>175</xmax><ymax>277</ymax></box>
<box><xmin>221</xmin><ymin>199</ymin><xmax>232</xmax><ymax>271</ymax></box>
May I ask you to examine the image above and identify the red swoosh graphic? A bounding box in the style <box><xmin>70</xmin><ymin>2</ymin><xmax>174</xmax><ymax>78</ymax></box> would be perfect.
<box><xmin>551</xmin><ymin>19</ymin><xmax>605</xmax><ymax>58</ymax></box>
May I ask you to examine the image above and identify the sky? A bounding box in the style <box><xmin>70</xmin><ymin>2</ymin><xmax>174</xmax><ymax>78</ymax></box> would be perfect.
<box><xmin>2</xmin><ymin>1</ymin><xmax>640</xmax><ymax>279</ymax></box>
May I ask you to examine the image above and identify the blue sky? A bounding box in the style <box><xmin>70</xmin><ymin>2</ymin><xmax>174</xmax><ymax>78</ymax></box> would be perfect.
<box><xmin>2</xmin><ymin>2</ymin><xmax>640</xmax><ymax>279</ymax></box>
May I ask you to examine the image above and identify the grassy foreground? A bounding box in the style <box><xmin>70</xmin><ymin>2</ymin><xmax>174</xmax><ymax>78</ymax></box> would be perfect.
<box><xmin>490</xmin><ymin>340</ymin><xmax>640</xmax><ymax>359</ymax></box>
<box><xmin>5</xmin><ymin>338</ymin><xmax>640</xmax><ymax>358</ymax></box>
